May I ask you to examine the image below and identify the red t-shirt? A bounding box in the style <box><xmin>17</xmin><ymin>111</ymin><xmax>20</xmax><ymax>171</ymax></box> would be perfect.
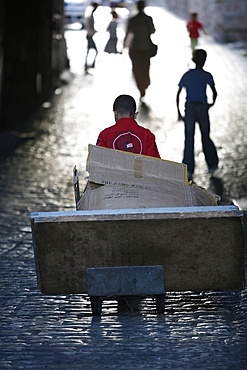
<box><xmin>187</xmin><ymin>20</ymin><xmax>202</xmax><ymax>38</ymax></box>
<box><xmin>96</xmin><ymin>117</ymin><xmax>160</xmax><ymax>158</ymax></box>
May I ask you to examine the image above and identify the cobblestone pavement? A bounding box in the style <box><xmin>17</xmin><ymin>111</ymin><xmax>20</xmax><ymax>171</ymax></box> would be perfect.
<box><xmin>0</xmin><ymin>4</ymin><xmax>247</xmax><ymax>370</ymax></box>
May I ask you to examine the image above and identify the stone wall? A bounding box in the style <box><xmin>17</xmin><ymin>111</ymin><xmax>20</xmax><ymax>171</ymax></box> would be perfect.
<box><xmin>162</xmin><ymin>0</ymin><xmax>247</xmax><ymax>42</ymax></box>
<box><xmin>0</xmin><ymin>0</ymin><xmax>68</xmax><ymax>131</ymax></box>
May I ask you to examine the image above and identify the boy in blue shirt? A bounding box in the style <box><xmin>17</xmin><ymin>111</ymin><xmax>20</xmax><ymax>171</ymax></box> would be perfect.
<box><xmin>176</xmin><ymin>49</ymin><xmax>218</xmax><ymax>180</ymax></box>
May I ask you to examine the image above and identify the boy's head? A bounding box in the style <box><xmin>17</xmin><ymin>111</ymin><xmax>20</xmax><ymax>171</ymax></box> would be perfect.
<box><xmin>192</xmin><ymin>49</ymin><xmax>207</xmax><ymax>67</ymax></box>
<box><xmin>91</xmin><ymin>2</ymin><xmax>98</xmax><ymax>11</ymax></box>
<box><xmin>113</xmin><ymin>95</ymin><xmax>137</xmax><ymax>119</ymax></box>
<box><xmin>137</xmin><ymin>1</ymin><xmax>145</xmax><ymax>12</ymax></box>
<box><xmin>190</xmin><ymin>12</ymin><xmax>197</xmax><ymax>20</ymax></box>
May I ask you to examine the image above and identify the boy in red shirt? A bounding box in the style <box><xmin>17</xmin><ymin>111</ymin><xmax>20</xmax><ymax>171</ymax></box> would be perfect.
<box><xmin>96</xmin><ymin>94</ymin><xmax>160</xmax><ymax>158</ymax></box>
<box><xmin>187</xmin><ymin>12</ymin><xmax>206</xmax><ymax>51</ymax></box>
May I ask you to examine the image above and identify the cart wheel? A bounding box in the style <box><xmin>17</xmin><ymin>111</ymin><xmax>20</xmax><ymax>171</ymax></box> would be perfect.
<box><xmin>90</xmin><ymin>296</ymin><xmax>102</xmax><ymax>316</ymax></box>
<box><xmin>156</xmin><ymin>295</ymin><xmax>164</xmax><ymax>314</ymax></box>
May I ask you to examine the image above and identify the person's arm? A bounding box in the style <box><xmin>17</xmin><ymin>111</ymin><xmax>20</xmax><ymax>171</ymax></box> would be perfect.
<box><xmin>201</xmin><ymin>23</ymin><xmax>207</xmax><ymax>35</ymax></box>
<box><xmin>176</xmin><ymin>87</ymin><xmax>184</xmax><ymax>121</ymax></box>
<box><xmin>146</xmin><ymin>132</ymin><xmax>161</xmax><ymax>158</ymax></box>
<box><xmin>208</xmin><ymin>84</ymin><xmax>217</xmax><ymax>108</ymax></box>
<box><xmin>96</xmin><ymin>131</ymin><xmax>107</xmax><ymax>147</ymax></box>
<box><xmin>186</xmin><ymin>21</ymin><xmax>191</xmax><ymax>32</ymax></box>
<box><xmin>123</xmin><ymin>18</ymin><xmax>132</xmax><ymax>48</ymax></box>
<box><xmin>153</xmin><ymin>140</ymin><xmax>160</xmax><ymax>158</ymax></box>
<box><xmin>149</xmin><ymin>16</ymin><xmax>155</xmax><ymax>35</ymax></box>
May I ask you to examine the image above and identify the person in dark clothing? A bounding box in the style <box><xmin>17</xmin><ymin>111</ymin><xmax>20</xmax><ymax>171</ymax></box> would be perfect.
<box><xmin>104</xmin><ymin>10</ymin><xmax>120</xmax><ymax>54</ymax></box>
<box><xmin>84</xmin><ymin>2</ymin><xmax>98</xmax><ymax>72</ymax></box>
<box><xmin>124</xmin><ymin>1</ymin><xmax>156</xmax><ymax>102</ymax></box>
<box><xmin>176</xmin><ymin>49</ymin><xmax>218</xmax><ymax>180</ymax></box>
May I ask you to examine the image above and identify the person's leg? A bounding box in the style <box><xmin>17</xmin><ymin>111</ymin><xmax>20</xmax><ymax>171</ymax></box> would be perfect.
<box><xmin>197</xmin><ymin>104</ymin><xmax>219</xmax><ymax>172</ymax></box>
<box><xmin>183</xmin><ymin>103</ymin><xmax>196</xmax><ymax>177</ymax></box>
<box><xmin>84</xmin><ymin>35</ymin><xmax>91</xmax><ymax>71</ymax></box>
<box><xmin>191</xmin><ymin>38</ymin><xmax>197</xmax><ymax>51</ymax></box>
<box><xmin>129</xmin><ymin>50</ymin><xmax>150</xmax><ymax>99</ymax></box>
<box><xmin>91</xmin><ymin>38</ymin><xmax>98</xmax><ymax>68</ymax></box>
<box><xmin>85</xmin><ymin>35</ymin><xmax>98</xmax><ymax>70</ymax></box>
<box><xmin>84</xmin><ymin>49</ymin><xmax>89</xmax><ymax>72</ymax></box>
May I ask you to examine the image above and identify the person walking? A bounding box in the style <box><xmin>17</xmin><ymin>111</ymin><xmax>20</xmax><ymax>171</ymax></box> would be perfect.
<box><xmin>187</xmin><ymin>12</ymin><xmax>206</xmax><ymax>51</ymax></box>
<box><xmin>84</xmin><ymin>2</ymin><xmax>98</xmax><ymax>73</ymax></box>
<box><xmin>176</xmin><ymin>49</ymin><xmax>219</xmax><ymax>180</ymax></box>
<box><xmin>124</xmin><ymin>0</ymin><xmax>156</xmax><ymax>102</ymax></box>
<box><xmin>96</xmin><ymin>94</ymin><xmax>160</xmax><ymax>158</ymax></box>
<box><xmin>104</xmin><ymin>10</ymin><xmax>120</xmax><ymax>54</ymax></box>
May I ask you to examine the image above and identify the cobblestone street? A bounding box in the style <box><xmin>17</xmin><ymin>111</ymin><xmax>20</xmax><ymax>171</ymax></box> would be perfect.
<box><xmin>0</xmin><ymin>3</ymin><xmax>247</xmax><ymax>369</ymax></box>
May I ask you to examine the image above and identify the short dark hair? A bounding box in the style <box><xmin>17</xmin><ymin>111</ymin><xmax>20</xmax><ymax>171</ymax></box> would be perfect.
<box><xmin>91</xmin><ymin>2</ymin><xmax>98</xmax><ymax>10</ymax></box>
<box><xmin>113</xmin><ymin>95</ymin><xmax>136</xmax><ymax>116</ymax></box>
<box><xmin>192</xmin><ymin>49</ymin><xmax>207</xmax><ymax>66</ymax></box>
<box><xmin>137</xmin><ymin>1</ymin><xmax>145</xmax><ymax>12</ymax></box>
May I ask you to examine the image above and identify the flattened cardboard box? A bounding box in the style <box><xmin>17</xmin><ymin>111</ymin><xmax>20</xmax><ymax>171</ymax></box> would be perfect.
<box><xmin>78</xmin><ymin>145</ymin><xmax>219</xmax><ymax>210</ymax></box>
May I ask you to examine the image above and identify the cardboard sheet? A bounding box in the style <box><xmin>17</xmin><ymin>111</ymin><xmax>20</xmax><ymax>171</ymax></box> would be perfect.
<box><xmin>78</xmin><ymin>145</ymin><xmax>219</xmax><ymax>210</ymax></box>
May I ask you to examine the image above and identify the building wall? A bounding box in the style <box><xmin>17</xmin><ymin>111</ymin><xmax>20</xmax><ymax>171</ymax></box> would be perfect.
<box><xmin>163</xmin><ymin>0</ymin><xmax>247</xmax><ymax>42</ymax></box>
<box><xmin>0</xmin><ymin>0</ymin><xmax>67</xmax><ymax>131</ymax></box>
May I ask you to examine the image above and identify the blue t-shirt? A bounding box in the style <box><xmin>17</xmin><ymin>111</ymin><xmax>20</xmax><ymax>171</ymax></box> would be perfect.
<box><xmin>178</xmin><ymin>68</ymin><xmax>215</xmax><ymax>102</ymax></box>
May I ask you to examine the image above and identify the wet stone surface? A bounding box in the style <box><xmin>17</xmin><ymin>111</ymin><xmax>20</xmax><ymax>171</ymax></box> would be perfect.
<box><xmin>0</xmin><ymin>4</ymin><xmax>247</xmax><ymax>369</ymax></box>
